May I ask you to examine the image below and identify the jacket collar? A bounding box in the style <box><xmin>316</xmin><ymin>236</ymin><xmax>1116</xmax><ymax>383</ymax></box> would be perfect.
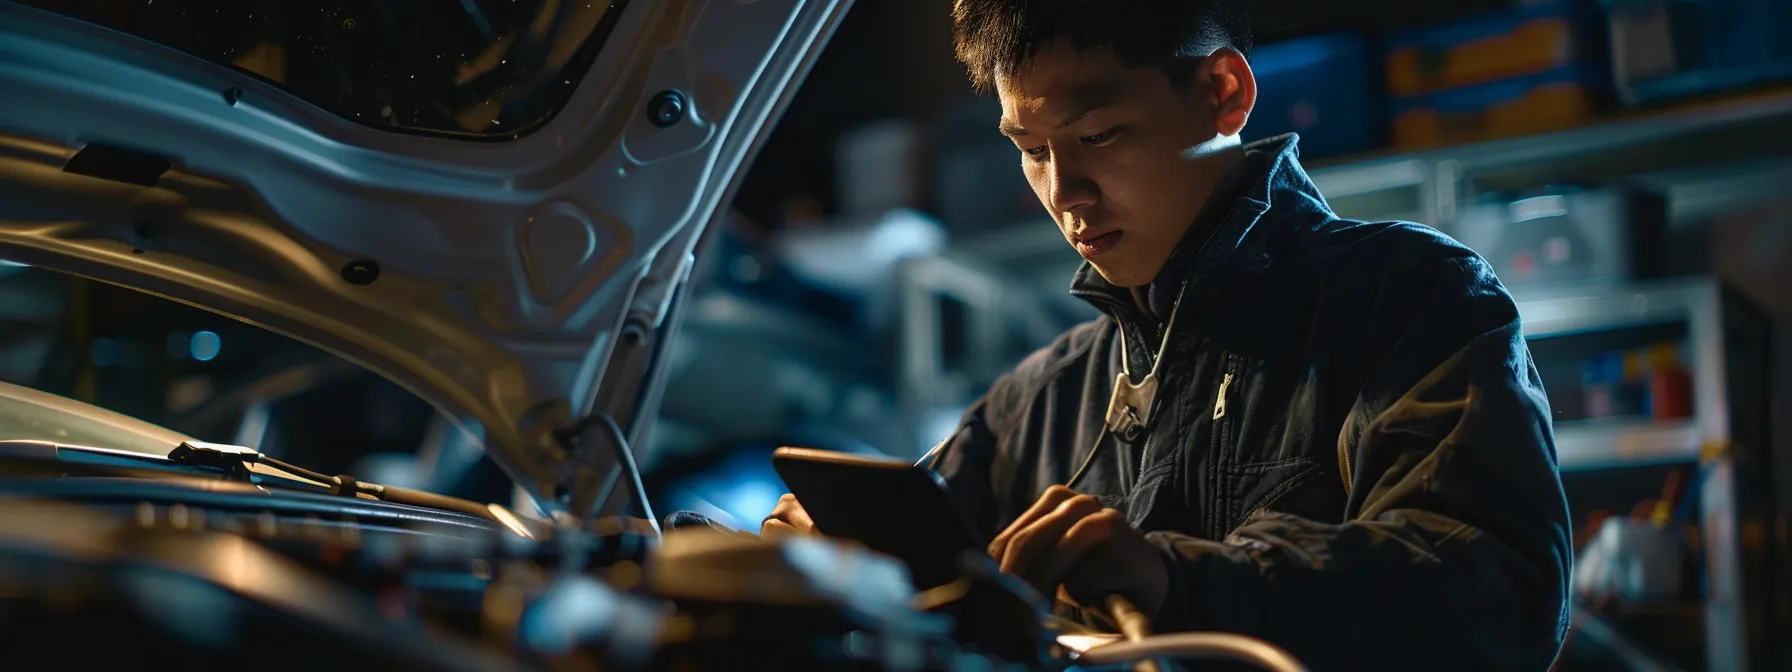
<box><xmin>1068</xmin><ymin>133</ymin><xmax>1329</xmax><ymax>323</ymax></box>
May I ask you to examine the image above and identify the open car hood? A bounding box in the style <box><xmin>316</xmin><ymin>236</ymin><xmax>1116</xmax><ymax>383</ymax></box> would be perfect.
<box><xmin>0</xmin><ymin>0</ymin><xmax>851</xmax><ymax>522</ymax></box>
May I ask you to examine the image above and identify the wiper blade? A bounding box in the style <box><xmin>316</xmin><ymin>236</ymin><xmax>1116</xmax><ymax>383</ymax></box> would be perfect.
<box><xmin>166</xmin><ymin>441</ymin><xmax>500</xmax><ymax>522</ymax></box>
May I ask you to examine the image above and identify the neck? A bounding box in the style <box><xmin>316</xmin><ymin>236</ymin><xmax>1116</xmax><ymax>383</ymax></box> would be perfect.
<box><xmin>1167</xmin><ymin>143</ymin><xmax>1247</xmax><ymax>254</ymax></box>
<box><xmin>1192</xmin><ymin>143</ymin><xmax>1248</xmax><ymax>208</ymax></box>
<box><xmin>1128</xmin><ymin>287</ymin><xmax>1152</xmax><ymax>320</ymax></box>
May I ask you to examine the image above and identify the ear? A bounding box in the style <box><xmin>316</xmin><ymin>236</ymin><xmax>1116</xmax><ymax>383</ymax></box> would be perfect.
<box><xmin>1205</xmin><ymin>47</ymin><xmax>1255</xmax><ymax>138</ymax></box>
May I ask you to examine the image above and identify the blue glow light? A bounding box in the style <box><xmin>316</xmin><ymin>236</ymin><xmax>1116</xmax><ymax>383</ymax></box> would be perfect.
<box><xmin>188</xmin><ymin>331</ymin><xmax>222</xmax><ymax>361</ymax></box>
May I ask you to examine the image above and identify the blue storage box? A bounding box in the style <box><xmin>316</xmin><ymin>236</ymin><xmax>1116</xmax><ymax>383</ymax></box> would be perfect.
<box><xmin>1245</xmin><ymin>33</ymin><xmax>1382</xmax><ymax>160</ymax></box>
<box><xmin>1386</xmin><ymin>0</ymin><xmax>1609</xmax><ymax>97</ymax></box>
<box><xmin>1604</xmin><ymin>0</ymin><xmax>1792</xmax><ymax>104</ymax></box>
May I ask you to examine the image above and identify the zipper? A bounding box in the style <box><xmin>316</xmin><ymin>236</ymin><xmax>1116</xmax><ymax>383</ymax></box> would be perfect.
<box><xmin>1205</xmin><ymin>357</ymin><xmax>1239</xmax><ymax>539</ymax></box>
<box><xmin>1212</xmin><ymin>372</ymin><xmax>1234</xmax><ymax>420</ymax></box>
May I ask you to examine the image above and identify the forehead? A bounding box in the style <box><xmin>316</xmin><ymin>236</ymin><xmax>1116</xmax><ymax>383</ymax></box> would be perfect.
<box><xmin>995</xmin><ymin>45</ymin><xmax>1155</xmax><ymax>116</ymax></box>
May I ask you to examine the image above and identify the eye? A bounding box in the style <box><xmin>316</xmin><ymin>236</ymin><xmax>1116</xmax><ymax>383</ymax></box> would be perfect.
<box><xmin>1081</xmin><ymin>128</ymin><xmax>1120</xmax><ymax>145</ymax></box>
<box><xmin>1023</xmin><ymin>145</ymin><xmax>1049</xmax><ymax>159</ymax></box>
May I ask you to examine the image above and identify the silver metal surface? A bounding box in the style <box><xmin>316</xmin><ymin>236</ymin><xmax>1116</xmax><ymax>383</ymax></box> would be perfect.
<box><xmin>0</xmin><ymin>0</ymin><xmax>854</xmax><ymax>519</ymax></box>
<box><xmin>1517</xmin><ymin>276</ymin><xmax>1751</xmax><ymax>672</ymax></box>
<box><xmin>1553</xmin><ymin>418</ymin><xmax>1702</xmax><ymax>471</ymax></box>
<box><xmin>1701</xmin><ymin>459</ymin><xmax>1746</xmax><ymax>671</ymax></box>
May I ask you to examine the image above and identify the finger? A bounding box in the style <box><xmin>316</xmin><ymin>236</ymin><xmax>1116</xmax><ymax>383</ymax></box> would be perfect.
<box><xmin>998</xmin><ymin>494</ymin><xmax>1103</xmax><ymax>580</ymax></box>
<box><xmin>761</xmin><ymin>518</ymin><xmax>799</xmax><ymax>539</ymax></box>
<box><xmin>988</xmin><ymin>485</ymin><xmax>1083</xmax><ymax>559</ymax></box>
<box><xmin>1021</xmin><ymin>508</ymin><xmax>1123</xmax><ymax>595</ymax></box>
<box><xmin>784</xmin><ymin>501</ymin><xmax>813</xmax><ymax>534</ymax></box>
<box><xmin>763</xmin><ymin>494</ymin><xmax>815</xmax><ymax>533</ymax></box>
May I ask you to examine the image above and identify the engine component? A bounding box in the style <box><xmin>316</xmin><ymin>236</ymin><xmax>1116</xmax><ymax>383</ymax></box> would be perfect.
<box><xmin>0</xmin><ymin>499</ymin><xmax>515</xmax><ymax>671</ymax></box>
<box><xmin>641</xmin><ymin>529</ymin><xmax>954</xmax><ymax>670</ymax></box>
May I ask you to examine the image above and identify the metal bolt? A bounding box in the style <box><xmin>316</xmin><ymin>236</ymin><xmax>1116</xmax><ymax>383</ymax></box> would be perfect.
<box><xmin>341</xmin><ymin>260</ymin><xmax>381</xmax><ymax>285</ymax></box>
<box><xmin>646</xmin><ymin>90</ymin><xmax>687</xmax><ymax>128</ymax></box>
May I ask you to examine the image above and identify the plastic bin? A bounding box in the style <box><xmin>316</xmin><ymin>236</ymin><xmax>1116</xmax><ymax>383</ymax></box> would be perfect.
<box><xmin>1392</xmin><ymin>65</ymin><xmax>1605</xmax><ymax>148</ymax></box>
<box><xmin>1246</xmin><ymin>33</ymin><xmax>1382</xmax><ymax>160</ymax></box>
<box><xmin>1387</xmin><ymin>0</ymin><xmax>1608</xmax><ymax>97</ymax></box>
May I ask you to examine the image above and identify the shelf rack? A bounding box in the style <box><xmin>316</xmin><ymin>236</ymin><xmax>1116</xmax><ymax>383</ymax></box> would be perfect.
<box><xmin>1516</xmin><ymin>276</ymin><xmax>1774</xmax><ymax>672</ymax></box>
<box><xmin>1307</xmin><ymin>86</ymin><xmax>1792</xmax><ymax>227</ymax></box>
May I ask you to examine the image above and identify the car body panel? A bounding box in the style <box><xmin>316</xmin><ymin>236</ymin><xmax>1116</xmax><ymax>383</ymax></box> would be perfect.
<box><xmin>0</xmin><ymin>0</ymin><xmax>853</xmax><ymax>520</ymax></box>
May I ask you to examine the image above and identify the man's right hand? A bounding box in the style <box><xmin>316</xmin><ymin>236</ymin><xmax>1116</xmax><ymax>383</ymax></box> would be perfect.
<box><xmin>761</xmin><ymin>493</ymin><xmax>816</xmax><ymax>538</ymax></box>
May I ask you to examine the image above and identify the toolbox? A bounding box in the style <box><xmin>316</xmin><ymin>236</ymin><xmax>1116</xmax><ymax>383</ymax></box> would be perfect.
<box><xmin>1449</xmin><ymin>185</ymin><xmax>1668</xmax><ymax>289</ymax></box>
<box><xmin>1603</xmin><ymin>0</ymin><xmax>1792</xmax><ymax>105</ymax></box>
<box><xmin>1387</xmin><ymin>0</ymin><xmax>1609</xmax><ymax>97</ymax></box>
<box><xmin>1391</xmin><ymin>64</ymin><xmax>1605</xmax><ymax>148</ymax></box>
<box><xmin>1246</xmin><ymin>33</ymin><xmax>1382</xmax><ymax>160</ymax></box>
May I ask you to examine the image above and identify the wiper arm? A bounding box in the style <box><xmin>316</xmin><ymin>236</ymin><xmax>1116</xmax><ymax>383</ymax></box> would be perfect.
<box><xmin>167</xmin><ymin>441</ymin><xmax>498</xmax><ymax>521</ymax></box>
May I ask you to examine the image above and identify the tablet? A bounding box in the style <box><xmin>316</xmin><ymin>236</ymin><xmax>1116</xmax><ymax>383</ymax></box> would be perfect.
<box><xmin>771</xmin><ymin>446</ymin><xmax>988</xmax><ymax>590</ymax></box>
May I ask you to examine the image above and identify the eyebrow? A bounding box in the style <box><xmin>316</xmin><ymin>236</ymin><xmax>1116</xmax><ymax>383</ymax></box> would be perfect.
<box><xmin>998</xmin><ymin>81</ymin><xmax>1125</xmax><ymax>137</ymax></box>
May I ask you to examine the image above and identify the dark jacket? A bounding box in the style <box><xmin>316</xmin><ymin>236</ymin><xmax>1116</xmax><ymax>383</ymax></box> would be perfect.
<box><xmin>926</xmin><ymin>135</ymin><xmax>1574</xmax><ymax>670</ymax></box>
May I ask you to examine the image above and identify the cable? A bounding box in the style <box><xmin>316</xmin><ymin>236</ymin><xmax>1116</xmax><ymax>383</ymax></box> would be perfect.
<box><xmin>1064</xmin><ymin>425</ymin><xmax>1111</xmax><ymax>490</ymax></box>
<box><xmin>1105</xmin><ymin>594</ymin><xmax>1162</xmax><ymax>672</ymax></box>
<box><xmin>557</xmin><ymin>411</ymin><xmax>657</xmax><ymax>535</ymax></box>
<box><xmin>1075</xmin><ymin>632</ymin><xmax>1310</xmax><ymax>672</ymax></box>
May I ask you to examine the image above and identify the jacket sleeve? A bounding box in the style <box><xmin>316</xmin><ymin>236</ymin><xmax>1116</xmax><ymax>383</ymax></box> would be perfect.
<box><xmin>1145</xmin><ymin>250</ymin><xmax>1574</xmax><ymax>670</ymax></box>
<box><xmin>922</xmin><ymin>392</ymin><xmax>1007</xmax><ymax>541</ymax></box>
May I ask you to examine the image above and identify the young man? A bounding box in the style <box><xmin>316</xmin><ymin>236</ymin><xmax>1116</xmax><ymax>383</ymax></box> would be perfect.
<box><xmin>766</xmin><ymin>1</ymin><xmax>1573</xmax><ymax>667</ymax></box>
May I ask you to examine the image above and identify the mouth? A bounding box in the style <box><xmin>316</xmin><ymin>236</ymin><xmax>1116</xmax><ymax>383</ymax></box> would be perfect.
<box><xmin>1071</xmin><ymin>229</ymin><xmax>1124</xmax><ymax>258</ymax></box>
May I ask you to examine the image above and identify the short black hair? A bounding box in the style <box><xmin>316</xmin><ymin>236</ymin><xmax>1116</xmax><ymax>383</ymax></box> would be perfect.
<box><xmin>952</xmin><ymin>0</ymin><xmax>1253</xmax><ymax>92</ymax></box>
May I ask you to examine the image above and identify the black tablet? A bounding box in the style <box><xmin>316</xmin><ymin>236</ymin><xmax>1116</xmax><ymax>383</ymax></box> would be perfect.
<box><xmin>771</xmin><ymin>446</ymin><xmax>988</xmax><ymax>590</ymax></box>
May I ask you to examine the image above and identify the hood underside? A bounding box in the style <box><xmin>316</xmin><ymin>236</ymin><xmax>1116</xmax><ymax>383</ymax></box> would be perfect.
<box><xmin>0</xmin><ymin>0</ymin><xmax>851</xmax><ymax>522</ymax></box>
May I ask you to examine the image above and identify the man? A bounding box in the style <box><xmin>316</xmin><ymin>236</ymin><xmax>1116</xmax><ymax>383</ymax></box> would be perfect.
<box><xmin>765</xmin><ymin>2</ymin><xmax>1573</xmax><ymax>668</ymax></box>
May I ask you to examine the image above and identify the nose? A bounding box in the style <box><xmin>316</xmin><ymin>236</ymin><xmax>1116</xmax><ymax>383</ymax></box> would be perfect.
<box><xmin>1044</xmin><ymin>151</ymin><xmax>1098</xmax><ymax>216</ymax></box>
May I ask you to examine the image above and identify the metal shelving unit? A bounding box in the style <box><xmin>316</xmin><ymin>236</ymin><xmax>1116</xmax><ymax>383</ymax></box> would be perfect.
<box><xmin>1517</xmin><ymin>277</ymin><xmax>1775</xmax><ymax>672</ymax></box>
<box><xmin>1554</xmin><ymin>417</ymin><xmax>1703</xmax><ymax>471</ymax></box>
<box><xmin>1307</xmin><ymin>87</ymin><xmax>1792</xmax><ymax>227</ymax></box>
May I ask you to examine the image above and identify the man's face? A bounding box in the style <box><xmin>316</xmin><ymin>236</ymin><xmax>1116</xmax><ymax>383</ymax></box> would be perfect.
<box><xmin>996</xmin><ymin>44</ymin><xmax>1237</xmax><ymax>288</ymax></box>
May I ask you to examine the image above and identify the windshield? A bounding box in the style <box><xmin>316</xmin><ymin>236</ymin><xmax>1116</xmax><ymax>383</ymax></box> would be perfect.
<box><xmin>17</xmin><ymin>0</ymin><xmax>629</xmax><ymax>139</ymax></box>
<box><xmin>0</xmin><ymin>380</ymin><xmax>193</xmax><ymax>456</ymax></box>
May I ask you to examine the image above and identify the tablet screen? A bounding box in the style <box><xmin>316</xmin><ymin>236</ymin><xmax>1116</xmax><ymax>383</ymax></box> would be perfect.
<box><xmin>772</xmin><ymin>447</ymin><xmax>987</xmax><ymax>590</ymax></box>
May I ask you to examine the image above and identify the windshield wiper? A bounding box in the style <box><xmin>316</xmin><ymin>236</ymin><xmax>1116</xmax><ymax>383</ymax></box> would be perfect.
<box><xmin>166</xmin><ymin>441</ymin><xmax>498</xmax><ymax>521</ymax></box>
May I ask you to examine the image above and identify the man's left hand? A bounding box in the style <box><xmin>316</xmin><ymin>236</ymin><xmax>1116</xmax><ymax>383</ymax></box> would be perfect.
<box><xmin>987</xmin><ymin>485</ymin><xmax>1169</xmax><ymax>619</ymax></box>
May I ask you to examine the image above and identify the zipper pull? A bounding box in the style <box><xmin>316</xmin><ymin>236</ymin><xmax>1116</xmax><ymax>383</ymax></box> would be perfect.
<box><xmin>1212</xmin><ymin>372</ymin><xmax>1234</xmax><ymax>420</ymax></box>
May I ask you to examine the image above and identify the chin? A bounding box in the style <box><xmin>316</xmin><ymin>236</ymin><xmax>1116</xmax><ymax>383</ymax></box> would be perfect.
<box><xmin>1089</xmin><ymin>261</ymin><xmax>1152</xmax><ymax>288</ymax></box>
